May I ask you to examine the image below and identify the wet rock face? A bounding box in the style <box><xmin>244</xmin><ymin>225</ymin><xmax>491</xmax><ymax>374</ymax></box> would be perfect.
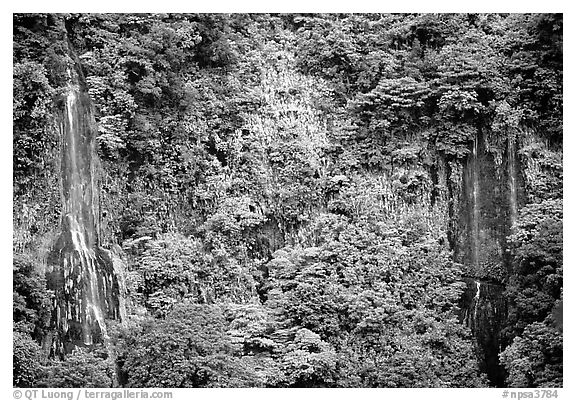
<box><xmin>456</xmin><ymin>131</ymin><xmax>521</xmax><ymax>279</ymax></box>
<box><xmin>460</xmin><ymin>278</ymin><xmax>507</xmax><ymax>386</ymax></box>
<box><xmin>455</xmin><ymin>131</ymin><xmax>524</xmax><ymax>385</ymax></box>
<box><xmin>47</xmin><ymin>58</ymin><xmax>123</xmax><ymax>356</ymax></box>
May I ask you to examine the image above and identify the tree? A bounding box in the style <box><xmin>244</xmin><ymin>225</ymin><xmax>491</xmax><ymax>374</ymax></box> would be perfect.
<box><xmin>38</xmin><ymin>348</ymin><xmax>115</xmax><ymax>388</ymax></box>
<box><xmin>500</xmin><ymin>320</ymin><xmax>562</xmax><ymax>387</ymax></box>
<box><xmin>264</xmin><ymin>213</ymin><xmax>486</xmax><ymax>387</ymax></box>
<box><xmin>13</xmin><ymin>331</ymin><xmax>44</xmax><ymax>387</ymax></box>
<box><xmin>13</xmin><ymin>255</ymin><xmax>52</xmax><ymax>339</ymax></box>
<box><xmin>114</xmin><ymin>303</ymin><xmax>260</xmax><ymax>387</ymax></box>
<box><xmin>505</xmin><ymin>200</ymin><xmax>562</xmax><ymax>339</ymax></box>
<box><xmin>123</xmin><ymin>233</ymin><xmax>257</xmax><ymax>317</ymax></box>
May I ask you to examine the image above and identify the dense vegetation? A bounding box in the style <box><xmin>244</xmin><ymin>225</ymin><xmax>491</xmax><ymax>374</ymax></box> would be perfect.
<box><xmin>13</xmin><ymin>13</ymin><xmax>562</xmax><ymax>388</ymax></box>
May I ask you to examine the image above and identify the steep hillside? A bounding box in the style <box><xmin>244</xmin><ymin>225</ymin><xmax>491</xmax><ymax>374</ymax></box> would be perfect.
<box><xmin>13</xmin><ymin>13</ymin><xmax>562</xmax><ymax>388</ymax></box>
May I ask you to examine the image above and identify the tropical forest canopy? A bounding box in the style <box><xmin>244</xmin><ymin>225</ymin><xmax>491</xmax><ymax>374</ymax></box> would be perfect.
<box><xmin>13</xmin><ymin>13</ymin><xmax>562</xmax><ymax>388</ymax></box>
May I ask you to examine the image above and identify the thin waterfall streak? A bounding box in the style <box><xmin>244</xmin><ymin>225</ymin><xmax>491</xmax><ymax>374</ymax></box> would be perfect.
<box><xmin>471</xmin><ymin>135</ymin><xmax>480</xmax><ymax>267</ymax></box>
<box><xmin>66</xmin><ymin>91</ymin><xmax>79</xmax><ymax>202</ymax></box>
<box><xmin>508</xmin><ymin>136</ymin><xmax>518</xmax><ymax>227</ymax></box>
<box><xmin>473</xmin><ymin>281</ymin><xmax>481</xmax><ymax>323</ymax></box>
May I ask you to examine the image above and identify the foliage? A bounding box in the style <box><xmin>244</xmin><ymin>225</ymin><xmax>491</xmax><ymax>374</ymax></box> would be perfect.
<box><xmin>13</xmin><ymin>60</ymin><xmax>57</xmax><ymax>190</ymax></box>
<box><xmin>518</xmin><ymin>136</ymin><xmax>563</xmax><ymax>202</ymax></box>
<box><xmin>201</xmin><ymin>196</ymin><xmax>268</xmax><ymax>259</ymax></box>
<box><xmin>114</xmin><ymin>303</ymin><xmax>260</xmax><ymax>387</ymax></box>
<box><xmin>13</xmin><ymin>255</ymin><xmax>52</xmax><ymax>338</ymax></box>
<box><xmin>505</xmin><ymin>200</ymin><xmax>562</xmax><ymax>338</ymax></box>
<box><xmin>280</xmin><ymin>328</ymin><xmax>338</xmax><ymax>387</ymax></box>
<box><xmin>500</xmin><ymin>320</ymin><xmax>562</xmax><ymax>387</ymax></box>
<box><xmin>13</xmin><ymin>331</ymin><xmax>44</xmax><ymax>387</ymax></box>
<box><xmin>294</xmin><ymin>13</ymin><xmax>561</xmax><ymax>170</ymax></box>
<box><xmin>264</xmin><ymin>214</ymin><xmax>486</xmax><ymax>387</ymax></box>
<box><xmin>123</xmin><ymin>233</ymin><xmax>257</xmax><ymax>316</ymax></box>
<box><xmin>337</xmin><ymin>316</ymin><xmax>486</xmax><ymax>387</ymax></box>
<box><xmin>13</xmin><ymin>13</ymin><xmax>562</xmax><ymax>388</ymax></box>
<box><xmin>38</xmin><ymin>348</ymin><xmax>115</xmax><ymax>388</ymax></box>
<box><xmin>500</xmin><ymin>199</ymin><xmax>563</xmax><ymax>387</ymax></box>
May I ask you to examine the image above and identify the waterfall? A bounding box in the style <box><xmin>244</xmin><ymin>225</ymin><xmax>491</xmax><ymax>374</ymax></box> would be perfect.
<box><xmin>473</xmin><ymin>280</ymin><xmax>481</xmax><ymax>324</ymax></box>
<box><xmin>48</xmin><ymin>60</ymin><xmax>123</xmax><ymax>354</ymax></box>
<box><xmin>471</xmin><ymin>134</ymin><xmax>480</xmax><ymax>267</ymax></box>
<box><xmin>456</xmin><ymin>130</ymin><xmax>519</xmax><ymax>386</ymax></box>
<box><xmin>59</xmin><ymin>81</ymin><xmax>107</xmax><ymax>346</ymax></box>
<box><xmin>508</xmin><ymin>135</ymin><xmax>518</xmax><ymax>227</ymax></box>
<box><xmin>460</xmin><ymin>278</ymin><xmax>507</xmax><ymax>386</ymax></box>
<box><xmin>464</xmin><ymin>280</ymin><xmax>482</xmax><ymax>329</ymax></box>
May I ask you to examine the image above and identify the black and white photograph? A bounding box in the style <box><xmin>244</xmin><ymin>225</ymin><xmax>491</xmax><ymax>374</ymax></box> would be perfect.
<box><xmin>11</xmin><ymin>9</ymin><xmax>564</xmax><ymax>393</ymax></box>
